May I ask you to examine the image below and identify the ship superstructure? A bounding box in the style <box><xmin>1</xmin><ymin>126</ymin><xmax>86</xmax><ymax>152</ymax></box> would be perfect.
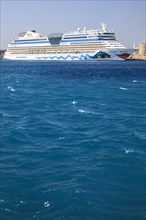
<box><xmin>8</xmin><ymin>30</ymin><xmax>51</xmax><ymax>47</ymax></box>
<box><xmin>4</xmin><ymin>23</ymin><xmax>135</xmax><ymax>60</ymax></box>
<box><xmin>61</xmin><ymin>23</ymin><xmax>123</xmax><ymax>48</ymax></box>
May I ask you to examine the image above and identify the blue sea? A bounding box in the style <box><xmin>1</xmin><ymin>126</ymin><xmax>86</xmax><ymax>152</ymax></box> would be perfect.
<box><xmin>0</xmin><ymin>60</ymin><xmax>146</xmax><ymax>220</ymax></box>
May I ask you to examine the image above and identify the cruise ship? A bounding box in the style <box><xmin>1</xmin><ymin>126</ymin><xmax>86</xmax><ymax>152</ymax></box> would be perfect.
<box><xmin>4</xmin><ymin>23</ymin><xmax>135</xmax><ymax>60</ymax></box>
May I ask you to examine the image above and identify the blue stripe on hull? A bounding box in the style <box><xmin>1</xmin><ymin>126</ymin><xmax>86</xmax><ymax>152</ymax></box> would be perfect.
<box><xmin>35</xmin><ymin>51</ymin><xmax>111</xmax><ymax>60</ymax></box>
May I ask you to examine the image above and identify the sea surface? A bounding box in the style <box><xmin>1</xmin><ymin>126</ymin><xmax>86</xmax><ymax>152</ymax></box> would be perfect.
<box><xmin>0</xmin><ymin>60</ymin><xmax>146</xmax><ymax>220</ymax></box>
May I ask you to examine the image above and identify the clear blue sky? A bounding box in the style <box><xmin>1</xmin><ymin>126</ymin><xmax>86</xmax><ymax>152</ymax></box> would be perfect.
<box><xmin>0</xmin><ymin>0</ymin><xmax>145</xmax><ymax>49</ymax></box>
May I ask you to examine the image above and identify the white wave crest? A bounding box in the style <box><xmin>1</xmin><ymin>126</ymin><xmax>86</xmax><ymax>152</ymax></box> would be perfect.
<box><xmin>78</xmin><ymin>109</ymin><xmax>87</xmax><ymax>113</ymax></box>
<box><xmin>59</xmin><ymin>137</ymin><xmax>65</xmax><ymax>140</ymax></box>
<box><xmin>78</xmin><ymin>109</ymin><xmax>102</xmax><ymax>115</ymax></box>
<box><xmin>8</xmin><ymin>86</ymin><xmax>15</xmax><ymax>92</ymax></box>
<box><xmin>119</xmin><ymin>87</ymin><xmax>128</xmax><ymax>90</ymax></box>
<box><xmin>2</xmin><ymin>113</ymin><xmax>14</xmax><ymax>117</ymax></box>
<box><xmin>44</xmin><ymin>201</ymin><xmax>50</xmax><ymax>207</ymax></box>
<box><xmin>124</xmin><ymin>148</ymin><xmax>134</xmax><ymax>154</ymax></box>
<box><xmin>72</xmin><ymin>101</ymin><xmax>78</xmax><ymax>105</ymax></box>
<box><xmin>19</xmin><ymin>200</ymin><xmax>26</xmax><ymax>204</ymax></box>
<box><xmin>134</xmin><ymin>131</ymin><xmax>146</xmax><ymax>140</ymax></box>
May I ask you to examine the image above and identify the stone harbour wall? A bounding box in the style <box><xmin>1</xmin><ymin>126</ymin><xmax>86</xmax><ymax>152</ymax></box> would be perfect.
<box><xmin>128</xmin><ymin>43</ymin><xmax>146</xmax><ymax>60</ymax></box>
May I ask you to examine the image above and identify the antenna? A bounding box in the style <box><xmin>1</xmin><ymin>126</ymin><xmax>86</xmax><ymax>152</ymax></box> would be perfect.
<box><xmin>83</xmin><ymin>27</ymin><xmax>86</xmax><ymax>32</ymax></box>
<box><xmin>101</xmin><ymin>23</ymin><xmax>107</xmax><ymax>32</ymax></box>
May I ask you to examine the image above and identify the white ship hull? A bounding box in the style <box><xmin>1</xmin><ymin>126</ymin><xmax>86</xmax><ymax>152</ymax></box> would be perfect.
<box><xmin>4</xmin><ymin>49</ymin><xmax>134</xmax><ymax>61</ymax></box>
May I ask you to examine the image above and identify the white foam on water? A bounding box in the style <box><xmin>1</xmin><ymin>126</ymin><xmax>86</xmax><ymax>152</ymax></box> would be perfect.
<box><xmin>119</xmin><ymin>87</ymin><xmax>128</xmax><ymax>91</ymax></box>
<box><xmin>19</xmin><ymin>200</ymin><xmax>25</xmax><ymax>204</ymax></box>
<box><xmin>78</xmin><ymin>109</ymin><xmax>102</xmax><ymax>115</ymax></box>
<box><xmin>8</xmin><ymin>86</ymin><xmax>15</xmax><ymax>92</ymax></box>
<box><xmin>89</xmin><ymin>81</ymin><xmax>98</xmax><ymax>84</ymax></box>
<box><xmin>2</xmin><ymin>113</ymin><xmax>14</xmax><ymax>117</ymax></box>
<box><xmin>134</xmin><ymin>131</ymin><xmax>146</xmax><ymax>140</ymax></box>
<box><xmin>16</xmin><ymin>200</ymin><xmax>26</xmax><ymax>207</ymax></box>
<box><xmin>72</xmin><ymin>101</ymin><xmax>78</xmax><ymax>105</ymax></box>
<box><xmin>98</xmin><ymin>103</ymin><xmax>106</xmax><ymax>106</ymax></box>
<box><xmin>59</xmin><ymin>137</ymin><xmax>65</xmax><ymax>140</ymax></box>
<box><xmin>42</xmin><ymin>189</ymin><xmax>53</xmax><ymax>194</ymax></box>
<box><xmin>78</xmin><ymin>109</ymin><xmax>88</xmax><ymax>113</ymax></box>
<box><xmin>124</xmin><ymin>148</ymin><xmax>134</xmax><ymax>154</ymax></box>
<box><xmin>133</xmin><ymin>80</ymin><xmax>138</xmax><ymax>83</ymax></box>
<box><xmin>44</xmin><ymin>201</ymin><xmax>50</xmax><ymax>207</ymax></box>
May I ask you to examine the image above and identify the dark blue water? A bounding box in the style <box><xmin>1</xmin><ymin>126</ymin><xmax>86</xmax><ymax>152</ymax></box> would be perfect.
<box><xmin>0</xmin><ymin>60</ymin><xmax>146</xmax><ymax>220</ymax></box>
